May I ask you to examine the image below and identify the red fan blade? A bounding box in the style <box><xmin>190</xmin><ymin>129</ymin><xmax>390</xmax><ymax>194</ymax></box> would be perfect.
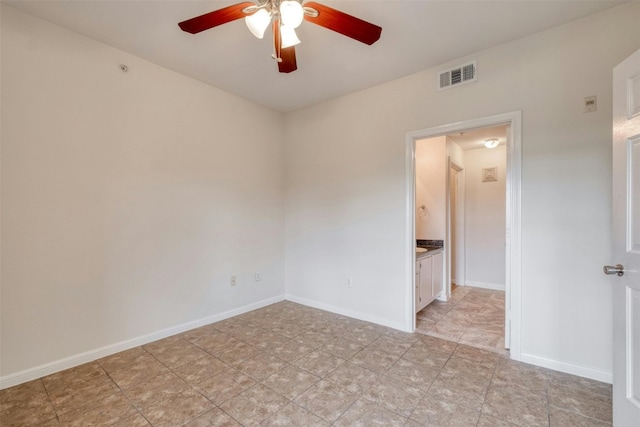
<box><xmin>179</xmin><ymin>2</ymin><xmax>255</xmax><ymax>34</ymax></box>
<box><xmin>303</xmin><ymin>1</ymin><xmax>381</xmax><ymax>45</ymax></box>
<box><xmin>273</xmin><ymin>21</ymin><xmax>298</xmax><ymax>73</ymax></box>
<box><xmin>278</xmin><ymin>47</ymin><xmax>297</xmax><ymax>73</ymax></box>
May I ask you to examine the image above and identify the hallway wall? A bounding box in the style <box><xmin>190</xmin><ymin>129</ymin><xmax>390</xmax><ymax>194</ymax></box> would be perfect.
<box><xmin>464</xmin><ymin>146</ymin><xmax>507</xmax><ymax>289</ymax></box>
<box><xmin>415</xmin><ymin>137</ymin><xmax>446</xmax><ymax>240</ymax></box>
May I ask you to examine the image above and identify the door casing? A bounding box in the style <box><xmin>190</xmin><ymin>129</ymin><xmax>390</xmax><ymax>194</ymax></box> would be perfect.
<box><xmin>447</xmin><ymin>160</ymin><xmax>464</xmax><ymax>302</ymax></box>
<box><xmin>405</xmin><ymin>111</ymin><xmax>522</xmax><ymax>360</ymax></box>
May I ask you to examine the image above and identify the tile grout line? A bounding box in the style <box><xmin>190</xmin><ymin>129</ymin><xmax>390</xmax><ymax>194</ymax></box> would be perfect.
<box><xmin>38</xmin><ymin>377</ymin><xmax>61</xmax><ymax>425</ymax></box>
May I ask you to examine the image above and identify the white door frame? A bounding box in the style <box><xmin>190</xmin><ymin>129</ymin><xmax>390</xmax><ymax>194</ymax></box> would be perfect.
<box><xmin>447</xmin><ymin>159</ymin><xmax>464</xmax><ymax>302</ymax></box>
<box><xmin>405</xmin><ymin>111</ymin><xmax>522</xmax><ymax>360</ymax></box>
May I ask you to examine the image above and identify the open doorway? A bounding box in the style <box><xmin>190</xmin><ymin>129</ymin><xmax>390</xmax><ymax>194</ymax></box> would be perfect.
<box><xmin>414</xmin><ymin>126</ymin><xmax>509</xmax><ymax>354</ymax></box>
<box><xmin>405</xmin><ymin>111</ymin><xmax>522</xmax><ymax>360</ymax></box>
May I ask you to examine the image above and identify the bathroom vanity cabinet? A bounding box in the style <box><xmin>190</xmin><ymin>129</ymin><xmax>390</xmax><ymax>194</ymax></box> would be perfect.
<box><xmin>415</xmin><ymin>250</ymin><xmax>444</xmax><ymax>312</ymax></box>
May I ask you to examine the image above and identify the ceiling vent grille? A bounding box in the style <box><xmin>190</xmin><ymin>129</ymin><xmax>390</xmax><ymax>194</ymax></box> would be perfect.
<box><xmin>438</xmin><ymin>61</ymin><xmax>477</xmax><ymax>90</ymax></box>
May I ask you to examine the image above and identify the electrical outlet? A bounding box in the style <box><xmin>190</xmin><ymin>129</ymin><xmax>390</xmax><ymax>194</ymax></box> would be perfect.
<box><xmin>346</xmin><ymin>278</ymin><xmax>353</xmax><ymax>288</ymax></box>
<box><xmin>255</xmin><ymin>272</ymin><xmax>261</xmax><ymax>281</ymax></box>
<box><xmin>231</xmin><ymin>276</ymin><xmax>237</xmax><ymax>286</ymax></box>
<box><xmin>584</xmin><ymin>95</ymin><xmax>597</xmax><ymax>113</ymax></box>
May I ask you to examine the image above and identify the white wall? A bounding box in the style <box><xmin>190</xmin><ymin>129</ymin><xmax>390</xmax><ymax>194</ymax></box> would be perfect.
<box><xmin>446</xmin><ymin>138</ymin><xmax>465</xmax><ymax>167</ymax></box>
<box><xmin>415</xmin><ymin>137</ymin><xmax>446</xmax><ymax>240</ymax></box>
<box><xmin>464</xmin><ymin>145</ymin><xmax>506</xmax><ymax>289</ymax></box>
<box><xmin>1</xmin><ymin>6</ymin><xmax>285</xmax><ymax>383</ymax></box>
<box><xmin>284</xmin><ymin>3</ymin><xmax>640</xmax><ymax>381</ymax></box>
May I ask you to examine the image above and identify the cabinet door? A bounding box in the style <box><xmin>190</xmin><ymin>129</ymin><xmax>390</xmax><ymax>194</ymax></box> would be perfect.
<box><xmin>415</xmin><ymin>264</ymin><xmax>420</xmax><ymax>312</ymax></box>
<box><xmin>419</xmin><ymin>256</ymin><xmax>433</xmax><ymax>310</ymax></box>
<box><xmin>432</xmin><ymin>252</ymin><xmax>444</xmax><ymax>299</ymax></box>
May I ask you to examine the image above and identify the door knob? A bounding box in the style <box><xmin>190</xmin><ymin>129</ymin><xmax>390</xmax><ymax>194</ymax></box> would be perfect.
<box><xmin>603</xmin><ymin>264</ymin><xmax>625</xmax><ymax>276</ymax></box>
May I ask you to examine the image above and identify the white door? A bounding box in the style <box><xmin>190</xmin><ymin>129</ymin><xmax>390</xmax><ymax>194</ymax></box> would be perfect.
<box><xmin>610</xmin><ymin>48</ymin><xmax>640</xmax><ymax>426</ymax></box>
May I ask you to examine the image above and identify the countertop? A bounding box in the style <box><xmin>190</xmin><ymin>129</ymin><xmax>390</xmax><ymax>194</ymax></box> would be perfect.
<box><xmin>416</xmin><ymin>245</ymin><xmax>444</xmax><ymax>260</ymax></box>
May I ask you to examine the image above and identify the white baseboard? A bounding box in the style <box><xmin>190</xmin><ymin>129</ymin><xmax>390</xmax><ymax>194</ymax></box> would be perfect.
<box><xmin>2</xmin><ymin>293</ymin><xmax>613</xmax><ymax>389</ymax></box>
<box><xmin>520</xmin><ymin>352</ymin><xmax>612</xmax><ymax>384</ymax></box>
<box><xmin>464</xmin><ymin>281</ymin><xmax>505</xmax><ymax>291</ymax></box>
<box><xmin>285</xmin><ymin>293</ymin><xmax>409</xmax><ymax>332</ymax></box>
<box><xmin>0</xmin><ymin>294</ymin><xmax>285</xmax><ymax>390</ymax></box>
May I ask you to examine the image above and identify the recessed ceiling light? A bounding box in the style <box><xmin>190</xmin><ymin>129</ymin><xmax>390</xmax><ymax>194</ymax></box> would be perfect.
<box><xmin>484</xmin><ymin>138</ymin><xmax>499</xmax><ymax>148</ymax></box>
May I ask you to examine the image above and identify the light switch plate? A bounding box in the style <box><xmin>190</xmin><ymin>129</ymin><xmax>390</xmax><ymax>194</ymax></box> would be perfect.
<box><xmin>584</xmin><ymin>95</ymin><xmax>597</xmax><ymax>113</ymax></box>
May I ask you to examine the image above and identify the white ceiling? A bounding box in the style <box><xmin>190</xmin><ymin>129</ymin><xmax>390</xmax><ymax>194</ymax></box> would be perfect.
<box><xmin>5</xmin><ymin>0</ymin><xmax>624</xmax><ymax>112</ymax></box>
<box><xmin>448</xmin><ymin>125</ymin><xmax>508</xmax><ymax>151</ymax></box>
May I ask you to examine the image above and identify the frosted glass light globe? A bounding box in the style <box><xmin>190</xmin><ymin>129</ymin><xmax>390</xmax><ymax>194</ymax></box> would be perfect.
<box><xmin>245</xmin><ymin>8</ymin><xmax>271</xmax><ymax>39</ymax></box>
<box><xmin>280</xmin><ymin>1</ymin><xmax>304</xmax><ymax>28</ymax></box>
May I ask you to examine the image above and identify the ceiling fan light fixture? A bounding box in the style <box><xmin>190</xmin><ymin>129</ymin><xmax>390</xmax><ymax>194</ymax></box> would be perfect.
<box><xmin>484</xmin><ymin>138</ymin><xmax>500</xmax><ymax>148</ymax></box>
<box><xmin>280</xmin><ymin>1</ymin><xmax>304</xmax><ymax>28</ymax></box>
<box><xmin>280</xmin><ymin>24</ymin><xmax>301</xmax><ymax>48</ymax></box>
<box><xmin>245</xmin><ymin>8</ymin><xmax>271</xmax><ymax>39</ymax></box>
<box><xmin>178</xmin><ymin>1</ymin><xmax>382</xmax><ymax>73</ymax></box>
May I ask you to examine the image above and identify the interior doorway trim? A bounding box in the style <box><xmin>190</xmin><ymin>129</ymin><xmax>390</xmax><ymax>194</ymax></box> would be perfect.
<box><xmin>404</xmin><ymin>111</ymin><xmax>522</xmax><ymax>360</ymax></box>
<box><xmin>447</xmin><ymin>159</ymin><xmax>464</xmax><ymax>302</ymax></box>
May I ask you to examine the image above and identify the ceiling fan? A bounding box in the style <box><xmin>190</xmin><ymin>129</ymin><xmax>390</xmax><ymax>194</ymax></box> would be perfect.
<box><xmin>178</xmin><ymin>0</ymin><xmax>382</xmax><ymax>73</ymax></box>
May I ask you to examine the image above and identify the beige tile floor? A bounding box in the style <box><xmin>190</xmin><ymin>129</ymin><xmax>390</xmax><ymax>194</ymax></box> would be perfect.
<box><xmin>417</xmin><ymin>285</ymin><xmax>507</xmax><ymax>354</ymax></box>
<box><xmin>0</xmin><ymin>300</ymin><xmax>612</xmax><ymax>426</ymax></box>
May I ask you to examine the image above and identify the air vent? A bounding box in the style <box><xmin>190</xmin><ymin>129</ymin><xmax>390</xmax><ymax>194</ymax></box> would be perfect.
<box><xmin>438</xmin><ymin>61</ymin><xmax>477</xmax><ymax>90</ymax></box>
